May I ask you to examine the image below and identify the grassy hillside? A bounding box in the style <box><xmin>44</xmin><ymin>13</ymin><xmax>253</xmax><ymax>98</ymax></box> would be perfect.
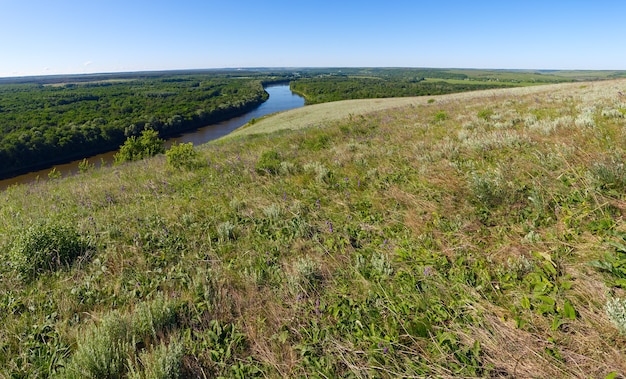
<box><xmin>2</xmin><ymin>79</ymin><xmax>626</xmax><ymax>377</ymax></box>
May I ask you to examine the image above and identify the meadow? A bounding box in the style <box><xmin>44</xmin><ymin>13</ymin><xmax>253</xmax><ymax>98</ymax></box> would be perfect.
<box><xmin>1</xmin><ymin>78</ymin><xmax>626</xmax><ymax>377</ymax></box>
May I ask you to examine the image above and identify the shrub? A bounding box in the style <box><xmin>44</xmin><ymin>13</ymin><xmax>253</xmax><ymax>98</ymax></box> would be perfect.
<box><xmin>78</xmin><ymin>158</ymin><xmax>95</xmax><ymax>173</ymax></box>
<box><xmin>9</xmin><ymin>221</ymin><xmax>89</xmax><ymax>280</ymax></box>
<box><xmin>217</xmin><ymin>221</ymin><xmax>236</xmax><ymax>242</ymax></box>
<box><xmin>303</xmin><ymin>161</ymin><xmax>331</xmax><ymax>183</ymax></box>
<box><xmin>590</xmin><ymin>157</ymin><xmax>626</xmax><ymax>195</ymax></box>
<box><xmin>63</xmin><ymin>312</ymin><xmax>132</xmax><ymax>379</ymax></box>
<box><xmin>166</xmin><ymin>142</ymin><xmax>204</xmax><ymax>170</ymax></box>
<box><xmin>469</xmin><ymin>171</ymin><xmax>509</xmax><ymax>209</ymax></box>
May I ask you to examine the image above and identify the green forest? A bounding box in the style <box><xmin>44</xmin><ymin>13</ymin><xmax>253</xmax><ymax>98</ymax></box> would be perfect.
<box><xmin>0</xmin><ymin>72</ymin><xmax>283</xmax><ymax>178</ymax></box>
<box><xmin>1</xmin><ymin>67</ymin><xmax>624</xmax><ymax>180</ymax></box>
<box><xmin>288</xmin><ymin>67</ymin><xmax>581</xmax><ymax>105</ymax></box>
<box><xmin>290</xmin><ymin>76</ymin><xmax>519</xmax><ymax>104</ymax></box>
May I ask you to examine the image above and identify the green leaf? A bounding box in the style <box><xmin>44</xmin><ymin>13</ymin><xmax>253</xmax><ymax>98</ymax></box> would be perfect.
<box><xmin>607</xmin><ymin>240</ymin><xmax>626</xmax><ymax>253</ymax></box>
<box><xmin>542</xmin><ymin>260</ymin><xmax>557</xmax><ymax>276</ymax></box>
<box><xmin>536</xmin><ymin>295</ymin><xmax>555</xmax><ymax>306</ymax></box>
<box><xmin>520</xmin><ymin>296</ymin><xmax>531</xmax><ymax>309</ymax></box>
<box><xmin>551</xmin><ymin>316</ymin><xmax>566</xmax><ymax>331</ymax></box>
<box><xmin>563</xmin><ymin>300</ymin><xmax>576</xmax><ymax>320</ymax></box>
<box><xmin>613</xmin><ymin>278</ymin><xmax>626</xmax><ymax>288</ymax></box>
<box><xmin>605</xmin><ymin>371</ymin><xmax>618</xmax><ymax>379</ymax></box>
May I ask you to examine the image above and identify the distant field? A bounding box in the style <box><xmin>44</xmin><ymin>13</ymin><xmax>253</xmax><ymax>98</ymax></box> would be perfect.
<box><xmin>228</xmin><ymin>81</ymin><xmax>589</xmax><ymax>138</ymax></box>
<box><xmin>43</xmin><ymin>79</ymin><xmax>138</xmax><ymax>87</ymax></box>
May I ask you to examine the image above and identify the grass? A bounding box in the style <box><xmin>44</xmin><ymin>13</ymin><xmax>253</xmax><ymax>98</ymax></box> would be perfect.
<box><xmin>1</xmin><ymin>79</ymin><xmax>626</xmax><ymax>377</ymax></box>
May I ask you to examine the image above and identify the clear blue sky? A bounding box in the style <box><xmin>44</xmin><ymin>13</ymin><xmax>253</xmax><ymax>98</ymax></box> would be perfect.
<box><xmin>1</xmin><ymin>0</ymin><xmax>624</xmax><ymax>77</ymax></box>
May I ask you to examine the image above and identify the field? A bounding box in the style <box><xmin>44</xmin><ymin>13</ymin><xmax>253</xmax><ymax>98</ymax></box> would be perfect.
<box><xmin>1</xmin><ymin>78</ymin><xmax>626</xmax><ymax>377</ymax></box>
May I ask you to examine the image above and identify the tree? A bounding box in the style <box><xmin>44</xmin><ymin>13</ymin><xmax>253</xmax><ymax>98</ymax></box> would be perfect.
<box><xmin>114</xmin><ymin>128</ymin><xmax>164</xmax><ymax>164</ymax></box>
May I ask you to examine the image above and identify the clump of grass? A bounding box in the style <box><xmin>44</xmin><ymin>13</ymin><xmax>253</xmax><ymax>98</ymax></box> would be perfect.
<box><xmin>434</xmin><ymin>110</ymin><xmax>448</xmax><ymax>122</ymax></box>
<box><xmin>468</xmin><ymin>169</ymin><xmax>509</xmax><ymax>209</ymax></box>
<box><xmin>288</xmin><ymin>256</ymin><xmax>323</xmax><ymax>297</ymax></box>
<box><xmin>256</xmin><ymin>150</ymin><xmax>282</xmax><ymax>175</ymax></box>
<box><xmin>217</xmin><ymin>220</ymin><xmax>236</xmax><ymax>242</ymax></box>
<box><xmin>589</xmin><ymin>155</ymin><xmax>626</xmax><ymax>194</ymax></box>
<box><xmin>128</xmin><ymin>338</ymin><xmax>184</xmax><ymax>379</ymax></box>
<box><xmin>303</xmin><ymin>161</ymin><xmax>330</xmax><ymax>183</ymax></box>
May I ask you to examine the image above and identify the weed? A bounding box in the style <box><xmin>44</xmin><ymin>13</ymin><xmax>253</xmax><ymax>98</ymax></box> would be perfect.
<box><xmin>217</xmin><ymin>221</ymin><xmax>236</xmax><ymax>242</ymax></box>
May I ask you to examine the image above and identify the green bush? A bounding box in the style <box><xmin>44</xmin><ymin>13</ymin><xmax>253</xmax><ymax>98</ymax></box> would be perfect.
<box><xmin>9</xmin><ymin>221</ymin><xmax>89</xmax><ymax>279</ymax></box>
<box><xmin>166</xmin><ymin>142</ymin><xmax>204</xmax><ymax>170</ymax></box>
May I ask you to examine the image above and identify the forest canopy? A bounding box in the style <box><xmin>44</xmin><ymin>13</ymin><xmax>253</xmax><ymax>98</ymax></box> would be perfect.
<box><xmin>0</xmin><ymin>72</ymin><xmax>281</xmax><ymax>178</ymax></box>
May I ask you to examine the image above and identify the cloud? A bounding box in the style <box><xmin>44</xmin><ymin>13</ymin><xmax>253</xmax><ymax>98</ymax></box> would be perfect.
<box><xmin>84</xmin><ymin>61</ymin><xmax>93</xmax><ymax>67</ymax></box>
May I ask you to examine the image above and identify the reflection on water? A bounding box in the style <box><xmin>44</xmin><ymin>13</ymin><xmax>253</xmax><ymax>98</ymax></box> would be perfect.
<box><xmin>0</xmin><ymin>85</ymin><xmax>304</xmax><ymax>190</ymax></box>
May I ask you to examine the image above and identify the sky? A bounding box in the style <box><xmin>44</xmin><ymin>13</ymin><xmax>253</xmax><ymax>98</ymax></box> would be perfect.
<box><xmin>0</xmin><ymin>0</ymin><xmax>625</xmax><ymax>77</ymax></box>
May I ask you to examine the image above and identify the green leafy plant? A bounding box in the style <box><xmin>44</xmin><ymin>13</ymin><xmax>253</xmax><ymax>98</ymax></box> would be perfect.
<box><xmin>590</xmin><ymin>232</ymin><xmax>626</xmax><ymax>287</ymax></box>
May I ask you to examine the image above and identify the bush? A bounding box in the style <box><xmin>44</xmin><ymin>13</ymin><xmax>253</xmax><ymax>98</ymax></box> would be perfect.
<box><xmin>9</xmin><ymin>221</ymin><xmax>89</xmax><ymax>280</ymax></box>
<box><xmin>63</xmin><ymin>311</ymin><xmax>132</xmax><ymax>379</ymax></box>
<box><xmin>166</xmin><ymin>142</ymin><xmax>204</xmax><ymax>170</ymax></box>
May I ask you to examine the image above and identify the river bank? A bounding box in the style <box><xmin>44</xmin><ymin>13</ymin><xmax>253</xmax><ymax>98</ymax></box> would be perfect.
<box><xmin>0</xmin><ymin>85</ymin><xmax>304</xmax><ymax>189</ymax></box>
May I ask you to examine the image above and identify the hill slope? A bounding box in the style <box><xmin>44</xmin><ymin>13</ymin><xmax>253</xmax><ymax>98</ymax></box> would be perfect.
<box><xmin>2</xmin><ymin>79</ymin><xmax>626</xmax><ymax>377</ymax></box>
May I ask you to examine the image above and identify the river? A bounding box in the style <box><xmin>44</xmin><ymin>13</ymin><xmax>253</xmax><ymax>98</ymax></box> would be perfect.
<box><xmin>0</xmin><ymin>84</ymin><xmax>304</xmax><ymax>190</ymax></box>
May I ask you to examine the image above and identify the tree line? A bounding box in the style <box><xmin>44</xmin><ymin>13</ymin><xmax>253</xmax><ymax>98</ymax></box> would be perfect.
<box><xmin>0</xmin><ymin>74</ymin><xmax>280</xmax><ymax>178</ymax></box>
<box><xmin>289</xmin><ymin>76</ymin><xmax>516</xmax><ymax>105</ymax></box>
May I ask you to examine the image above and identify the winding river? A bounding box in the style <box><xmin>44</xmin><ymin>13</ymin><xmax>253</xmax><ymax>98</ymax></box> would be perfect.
<box><xmin>0</xmin><ymin>84</ymin><xmax>304</xmax><ymax>190</ymax></box>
